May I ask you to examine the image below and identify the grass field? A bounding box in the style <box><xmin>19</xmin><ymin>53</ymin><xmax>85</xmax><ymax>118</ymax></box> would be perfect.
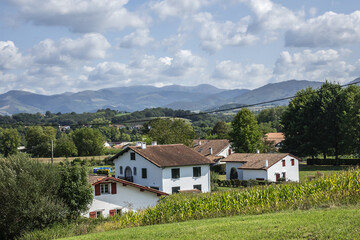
<box><xmin>63</xmin><ymin>205</ymin><xmax>360</xmax><ymax>240</ymax></box>
<box><xmin>35</xmin><ymin>155</ymin><xmax>111</xmax><ymax>164</ymax></box>
<box><xmin>298</xmin><ymin>163</ymin><xmax>352</xmax><ymax>182</ymax></box>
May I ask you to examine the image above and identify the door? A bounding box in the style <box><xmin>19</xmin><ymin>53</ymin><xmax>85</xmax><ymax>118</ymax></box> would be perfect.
<box><xmin>125</xmin><ymin>166</ymin><xmax>133</xmax><ymax>182</ymax></box>
<box><xmin>275</xmin><ymin>173</ymin><xmax>280</xmax><ymax>181</ymax></box>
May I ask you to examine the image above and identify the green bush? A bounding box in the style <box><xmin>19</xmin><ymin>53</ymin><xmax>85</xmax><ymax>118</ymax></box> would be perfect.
<box><xmin>210</xmin><ymin>164</ymin><xmax>226</xmax><ymax>175</ymax></box>
<box><xmin>96</xmin><ymin>169</ymin><xmax>110</xmax><ymax>175</ymax></box>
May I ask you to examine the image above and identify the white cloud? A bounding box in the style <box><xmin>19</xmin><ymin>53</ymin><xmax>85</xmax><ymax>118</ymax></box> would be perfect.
<box><xmin>193</xmin><ymin>12</ymin><xmax>258</xmax><ymax>53</ymax></box>
<box><xmin>212</xmin><ymin>60</ymin><xmax>272</xmax><ymax>89</ymax></box>
<box><xmin>285</xmin><ymin>11</ymin><xmax>360</xmax><ymax>47</ymax></box>
<box><xmin>31</xmin><ymin>33</ymin><xmax>110</xmax><ymax>65</ymax></box>
<box><xmin>163</xmin><ymin>50</ymin><xmax>206</xmax><ymax>76</ymax></box>
<box><xmin>245</xmin><ymin>0</ymin><xmax>302</xmax><ymax>33</ymax></box>
<box><xmin>119</xmin><ymin>29</ymin><xmax>154</xmax><ymax>48</ymax></box>
<box><xmin>7</xmin><ymin>0</ymin><xmax>146</xmax><ymax>32</ymax></box>
<box><xmin>151</xmin><ymin>0</ymin><xmax>211</xmax><ymax>19</ymax></box>
<box><xmin>273</xmin><ymin>49</ymin><xmax>356</xmax><ymax>83</ymax></box>
<box><xmin>0</xmin><ymin>41</ymin><xmax>24</xmax><ymax>70</ymax></box>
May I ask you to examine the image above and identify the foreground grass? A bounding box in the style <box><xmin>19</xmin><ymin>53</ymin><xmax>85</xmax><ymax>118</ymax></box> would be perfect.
<box><xmin>65</xmin><ymin>206</ymin><xmax>360</xmax><ymax>240</ymax></box>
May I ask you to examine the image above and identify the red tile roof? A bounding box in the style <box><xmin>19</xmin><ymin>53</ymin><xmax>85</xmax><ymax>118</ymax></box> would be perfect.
<box><xmin>192</xmin><ymin>139</ymin><xmax>230</xmax><ymax>156</ymax></box>
<box><xmin>265</xmin><ymin>133</ymin><xmax>285</xmax><ymax>145</ymax></box>
<box><xmin>110</xmin><ymin>144</ymin><xmax>214</xmax><ymax>167</ymax></box>
<box><xmin>92</xmin><ymin>177</ymin><xmax>168</xmax><ymax>196</ymax></box>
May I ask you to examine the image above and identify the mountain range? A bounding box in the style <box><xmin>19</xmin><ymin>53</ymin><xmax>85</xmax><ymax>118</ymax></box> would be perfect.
<box><xmin>1</xmin><ymin>79</ymin><xmax>356</xmax><ymax>115</ymax></box>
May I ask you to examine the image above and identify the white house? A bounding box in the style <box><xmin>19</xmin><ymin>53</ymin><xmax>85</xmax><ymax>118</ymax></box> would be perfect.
<box><xmin>84</xmin><ymin>176</ymin><xmax>168</xmax><ymax>218</ymax></box>
<box><xmin>222</xmin><ymin>153</ymin><xmax>300</xmax><ymax>182</ymax></box>
<box><xmin>111</xmin><ymin>143</ymin><xmax>214</xmax><ymax>194</ymax></box>
<box><xmin>192</xmin><ymin>139</ymin><xmax>232</xmax><ymax>164</ymax></box>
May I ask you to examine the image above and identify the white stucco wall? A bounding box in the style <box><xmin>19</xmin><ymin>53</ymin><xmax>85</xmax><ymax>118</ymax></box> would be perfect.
<box><xmin>114</xmin><ymin>150</ymin><xmax>163</xmax><ymax>189</ymax></box>
<box><xmin>267</xmin><ymin>155</ymin><xmax>299</xmax><ymax>182</ymax></box>
<box><xmin>83</xmin><ymin>199</ymin><xmax>129</xmax><ymax>218</ymax></box>
<box><xmin>225</xmin><ymin>162</ymin><xmax>244</xmax><ymax>180</ymax></box>
<box><xmin>162</xmin><ymin>165</ymin><xmax>211</xmax><ymax>194</ymax></box>
<box><xmin>218</xmin><ymin>145</ymin><xmax>231</xmax><ymax>158</ymax></box>
<box><xmin>242</xmin><ymin>170</ymin><xmax>267</xmax><ymax>180</ymax></box>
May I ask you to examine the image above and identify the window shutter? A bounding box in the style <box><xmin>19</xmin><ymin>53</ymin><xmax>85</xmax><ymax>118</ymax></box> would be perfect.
<box><xmin>89</xmin><ymin>211</ymin><xmax>96</xmax><ymax>218</ymax></box>
<box><xmin>95</xmin><ymin>184</ymin><xmax>100</xmax><ymax>196</ymax></box>
<box><xmin>109</xmin><ymin>209</ymin><xmax>116</xmax><ymax>216</ymax></box>
<box><xmin>111</xmin><ymin>182</ymin><xmax>117</xmax><ymax>194</ymax></box>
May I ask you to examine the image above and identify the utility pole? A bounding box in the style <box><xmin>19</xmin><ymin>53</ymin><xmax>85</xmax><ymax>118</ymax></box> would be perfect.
<box><xmin>51</xmin><ymin>140</ymin><xmax>54</xmax><ymax>165</ymax></box>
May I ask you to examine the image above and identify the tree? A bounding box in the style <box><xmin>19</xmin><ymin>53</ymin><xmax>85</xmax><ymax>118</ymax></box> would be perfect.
<box><xmin>146</xmin><ymin>118</ymin><xmax>195</xmax><ymax>146</ymax></box>
<box><xmin>230</xmin><ymin>167</ymin><xmax>238</xmax><ymax>180</ymax></box>
<box><xmin>57</xmin><ymin>161</ymin><xmax>93</xmax><ymax>219</ymax></box>
<box><xmin>54</xmin><ymin>133</ymin><xmax>78</xmax><ymax>157</ymax></box>
<box><xmin>72</xmin><ymin>128</ymin><xmax>105</xmax><ymax>156</ymax></box>
<box><xmin>211</xmin><ymin>121</ymin><xmax>230</xmax><ymax>139</ymax></box>
<box><xmin>0</xmin><ymin>128</ymin><xmax>21</xmax><ymax>157</ymax></box>
<box><xmin>0</xmin><ymin>154</ymin><xmax>67</xmax><ymax>239</ymax></box>
<box><xmin>230</xmin><ymin>108</ymin><xmax>263</xmax><ymax>153</ymax></box>
<box><xmin>25</xmin><ymin>126</ymin><xmax>56</xmax><ymax>157</ymax></box>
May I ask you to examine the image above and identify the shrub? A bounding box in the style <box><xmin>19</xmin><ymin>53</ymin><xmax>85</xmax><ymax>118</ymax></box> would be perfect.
<box><xmin>230</xmin><ymin>167</ymin><xmax>238</xmax><ymax>180</ymax></box>
<box><xmin>96</xmin><ymin>169</ymin><xmax>110</xmax><ymax>175</ymax></box>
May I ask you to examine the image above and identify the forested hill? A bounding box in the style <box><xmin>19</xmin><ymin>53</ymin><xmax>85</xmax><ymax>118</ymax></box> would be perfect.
<box><xmin>0</xmin><ymin>79</ymin><xmax>334</xmax><ymax>115</ymax></box>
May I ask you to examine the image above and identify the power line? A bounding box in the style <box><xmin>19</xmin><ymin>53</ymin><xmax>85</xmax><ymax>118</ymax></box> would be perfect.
<box><xmin>1</xmin><ymin>80</ymin><xmax>360</xmax><ymax>127</ymax></box>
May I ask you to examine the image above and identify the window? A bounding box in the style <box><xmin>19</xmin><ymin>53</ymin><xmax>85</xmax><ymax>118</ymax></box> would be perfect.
<box><xmin>133</xmin><ymin>167</ymin><xmax>137</xmax><ymax>176</ymax></box>
<box><xmin>120</xmin><ymin>166</ymin><xmax>123</xmax><ymax>174</ymax></box>
<box><xmin>282</xmin><ymin>160</ymin><xmax>285</xmax><ymax>167</ymax></box>
<box><xmin>171</xmin><ymin>168</ymin><xmax>180</xmax><ymax>179</ymax></box>
<box><xmin>116</xmin><ymin>209</ymin><xmax>122</xmax><ymax>216</ymax></box>
<box><xmin>256</xmin><ymin>178</ymin><xmax>265</xmax><ymax>181</ymax></box>
<box><xmin>291</xmin><ymin>159</ymin><xmax>295</xmax><ymax>166</ymax></box>
<box><xmin>193</xmin><ymin>184</ymin><xmax>202</xmax><ymax>191</ymax></box>
<box><xmin>142</xmin><ymin>168</ymin><xmax>147</xmax><ymax>179</ymax></box>
<box><xmin>100</xmin><ymin>184</ymin><xmax>109</xmax><ymax>194</ymax></box>
<box><xmin>172</xmin><ymin>186</ymin><xmax>180</xmax><ymax>193</ymax></box>
<box><xmin>150</xmin><ymin>186</ymin><xmax>159</xmax><ymax>190</ymax></box>
<box><xmin>130</xmin><ymin>152</ymin><xmax>136</xmax><ymax>160</ymax></box>
<box><xmin>193</xmin><ymin>167</ymin><xmax>201</xmax><ymax>177</ymax></box>
<box><xmin>282</xmin><ymin>172</ymin><xmax>286</xmax><ymax>179</ymax></box>
<box><xmin>96</xmin><ymin>211</ymin><xmax>102</xmax><ymax>218</ymax></box>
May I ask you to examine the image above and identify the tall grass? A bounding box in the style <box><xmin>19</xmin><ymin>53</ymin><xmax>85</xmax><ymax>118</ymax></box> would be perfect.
<box><xmin>21</xmin><ymin>168</ymin><xmax>360</xmax><ymax>240</ymax></box>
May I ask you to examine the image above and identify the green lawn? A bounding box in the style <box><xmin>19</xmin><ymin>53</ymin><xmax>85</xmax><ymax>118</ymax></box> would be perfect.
<box><xmin>298</xmin><ymin>163</ymin><xmax>352</xmax><ymax>182</ymax></box>
<box><xmin>63</xmin><ymin>206</ymin><xmax>360</xmax><ymax>240</ymax></box>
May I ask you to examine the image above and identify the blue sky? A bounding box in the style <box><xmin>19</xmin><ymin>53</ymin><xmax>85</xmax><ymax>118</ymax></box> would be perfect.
<box><xmin>1</xmin><ymin>0</ymin><xmax>360</xmax><ymax>95</ymax></box>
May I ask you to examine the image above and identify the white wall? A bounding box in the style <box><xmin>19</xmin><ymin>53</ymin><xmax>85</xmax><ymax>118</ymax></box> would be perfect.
<box><xmin>218</xmin><ymin>145</ymin><xmax>231</xmax><ymax>158</ymax></box>
<box><xmin>225</xmin><ymin>162</ymin><xmax>244</xmax><ymax>180</ymax></box>
<box><xmin>162</xmin><ymin>165</ymin><xmax>211</xmax><ymax>194</ymax></box>
<box><xmin>93</xmin><ymin>182</ymin><xmax>161</xmax><ymax>211</ymax></box>
<box><xmin>83</xmin><ymin>199</ymin><xmax>128</xmax><ymax>218</ymax></box>
<box><xmin>267</xmin><ymin>155</ymin><xmax>299</xmax><ymax>182</ymax></box>
<box><xmin>242</xmin><ymin>170</ymin><xmax>267</xmax><ymax>180</ymax></box>
<box><xmin>114</xmin><ymin>150</ymin><xmax>163</xmax><ymax>189</ymax></box>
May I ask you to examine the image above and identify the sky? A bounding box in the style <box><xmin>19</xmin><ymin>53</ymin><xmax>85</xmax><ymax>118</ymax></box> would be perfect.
<box><xmin>1</xmin><ymin>0</ymin><xmax>360</xmax><ymax>95</ymax></box>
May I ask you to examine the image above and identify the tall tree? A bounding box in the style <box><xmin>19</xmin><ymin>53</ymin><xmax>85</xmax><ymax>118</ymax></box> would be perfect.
<box><xmin>54</xmin><ymin>133</ymin><xmax>78</xmax><ymax>157</ymax></box>
<box><xmin>230</xmin><ymin>108</ymin><xmax>262</xmax><ymax>153</ymax></box>
<box><xmin>146</xmin><ymin>118</ymin><xmax>195</xmax><ymax>146</ymax></box>
<box><xmin>72</xmin><ymin>128</ymin><xmax>105</xmax><ymax>156</ymax></box>
<box><xmin>211</xmin><ymin>121</ymin><xmax>230</xmax><ymax>139</ymax></box>
<box><xmin>25</xmin><ymin>126</ymin><xmax>56</xmax><ymax>157</ymax></box>
<box><xmin>0</xmin><ymin>128</ymin><xmax>21</xmax><ymax>157</ymax></box>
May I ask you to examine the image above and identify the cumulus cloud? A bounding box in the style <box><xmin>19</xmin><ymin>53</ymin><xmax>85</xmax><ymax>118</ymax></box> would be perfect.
<box><xmin>285</xmin><ymin>11</ymin><xmax>360</xmax><ymax>47</ymax></box>
<box><xmin>163</xmin><ymin>50</ymin><xmax>205</xmax><ymax>76</ymax></box>
<box><xmin>273</xmin><ymin>49</ymin><xmax>356</xmax><ymax>83</ymax></box>
<box><xmin>0</xmin><ymin>41</ymin><xmax>24</xmax><ymax>70</ymax></box>
<box><xmin>193</xmin><ymin>12</ymin><xmax>258</xmax><ymax>53</ymax></box>
<box><xmin>30</xmin><ymin>33</ymin><xmax>110</xmax><ymax>65</ymax></box>
<box><xmin>7</xmin><ymin>0</ymin><xmax>146</xmax><ymax>32</ymax></box>
<box><xmin>119</xmin><ymin>29</ymin><xmax>154</xmax><ymax>48</ymax></box>
<box><xmin>151</xmin><ymin>0</ymin><xmax>211</xmax><ymax>19</ymax></box>
<box><xmin>245</xmin><ymin>0</ymin><xmax>302</xmax><ymax>33</ymax></box>
<box><xmin>212</xmin><ymin>60</ymin><xmax>272</xmax><ymax>89</ymax></box>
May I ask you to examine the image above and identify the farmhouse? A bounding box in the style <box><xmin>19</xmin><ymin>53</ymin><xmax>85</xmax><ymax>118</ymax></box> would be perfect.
<box><xmin>111</xmin><ymin>143</ymin><xmax>213</xmax><ymax>194</ymax></box>
<box><xmin>192</xmin><ymin>139</ymin><xmax>232</xmax><ymax>164</ymax></box>
<box><xmin>222</xmin><ymin>153</ymin><xmax>300</xmax><ymax>182</ymax></box>
<box><xmin>265</xmin><ymin>132</ymin><xmax>285</xmax><ymax>149</ymax></box>
<box><xmin>84</xmin><ymin>175</ymin><xmax>168</xmax><ymax>218</ymax></box>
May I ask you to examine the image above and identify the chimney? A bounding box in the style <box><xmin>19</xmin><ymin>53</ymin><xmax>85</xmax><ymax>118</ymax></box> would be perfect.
<box><xmin>136</xmin><ymin>142</ymin><xmax>141</xmax><ymax>147</ymax></box>
<box><xmin>209</xmin><ymin>147</ymin><xmax>213</xmax><ymax>155</ymax></box>
<box><xmin>141</xmin><ymin>142</ymin><xmax>147</xmax><ymax>149</ymax></box>
<box><xmin>264</xmin><ymin>160</ymin><xmax>268</xmax><ymax>168</ymax></box>
<box><xmin>198</xmin><ymin>140</ymin><xmax>201</xmax><ymax>146</ymax></box>
<box><xmin>256</xmin><ymin>149</ymin><xmax>260</xmax><ymax>154</ymax></box>
<box><xmin>152</xmin><ymin>141</ymin><xmax>157</xmax><ymax>146</ymax></box>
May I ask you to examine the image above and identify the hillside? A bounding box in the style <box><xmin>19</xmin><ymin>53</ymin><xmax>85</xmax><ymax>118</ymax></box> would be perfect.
<box><xmin>2</xmin><ymin>78</ymin><xmax>357</xmax><ymax>115</ymax></box>
<box><xmin>63</xmin><ymin>206</ymin><xmax>360</xmax><ymax>240</ymax></box>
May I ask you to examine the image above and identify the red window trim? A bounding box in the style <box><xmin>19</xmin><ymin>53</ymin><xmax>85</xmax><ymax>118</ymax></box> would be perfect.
<box><xmin>291</xmin><ymin>159</ymin><xmax>295</xmax><ymax>166</ymax></box>
<box><xmin>89</xmin><ymin>211</ymin><xmax>96</xmax><ymax>218</ymax></box>
<box><xmin>111</xmin><ymin>182</ymin><xmax>117</xmax><ymax>194</ymax></box>
<box><xmin>95</xmin><ymin>184</ymin><xmax>100</xmax><ymax>196</ymax></box>
<box><xmin>282</xmin><ymin>160</ymin><xmax>285</xmax><ymax>167</ymax></box>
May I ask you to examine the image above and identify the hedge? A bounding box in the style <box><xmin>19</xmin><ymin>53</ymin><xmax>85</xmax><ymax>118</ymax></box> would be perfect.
<box><xmin>307</xmin><ymin>158</ymin><xmax>360</xmax><ymax>166</ymax></box>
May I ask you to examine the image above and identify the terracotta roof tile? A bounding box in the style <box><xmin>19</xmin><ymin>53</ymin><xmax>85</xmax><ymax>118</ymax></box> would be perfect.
<box><xmin>265</xmin><ymin>133</ymin><xmax>285</xmax><ymax>145</ymax></box>
<box><xmin>192</xmin><ymin>139</ymin><xmax>230</xmax><ymax>156</ymax></box>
